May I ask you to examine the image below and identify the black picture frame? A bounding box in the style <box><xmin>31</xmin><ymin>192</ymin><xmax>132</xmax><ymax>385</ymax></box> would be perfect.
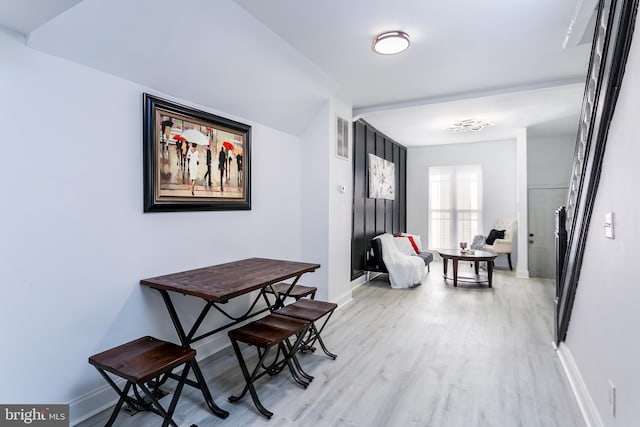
<box><xmin>143</xmin><ymin>93</ymin><xmax>251</xmax><ymax>212</ymax></box>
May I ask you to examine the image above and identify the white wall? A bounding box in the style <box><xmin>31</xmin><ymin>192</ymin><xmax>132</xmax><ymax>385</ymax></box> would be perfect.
<box><xmin>516</xmin><ymin>129</ymin><xmax>529</xmax><ymax>278</ymax></box>
<box><xmin>406</xmin><ymin>140</ymin><xmax>517</xmax><ymax>268</ymax></box>
<box><xmin>300</xmin><ymin>101</ymin><xmax>331</xmax><ymax>300</ymax></box>
<box><xmin>561</xmin><ymin>16</ymin><xmax>640</xmax><ymax>426</ymax></box>
<box><xmin>0</xmin><ymin>27</ymin><xmax>315</xmax><ymax>422</ymax></box>
<box><xmin>328</xmin><ymin>99</ymin><xmax>354</xmax><ymax>304</ymax></box>
<box><xmin>528</xmin><ymin>135</ymin><xmax>575</xmax><ymax>188</ymax></box>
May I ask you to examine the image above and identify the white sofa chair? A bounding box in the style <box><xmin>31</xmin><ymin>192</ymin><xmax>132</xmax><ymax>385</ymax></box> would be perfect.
<box><xmin>482</xmin><ymin>219</ymin><xmax>517</xmax><ymax>270</ymax></box>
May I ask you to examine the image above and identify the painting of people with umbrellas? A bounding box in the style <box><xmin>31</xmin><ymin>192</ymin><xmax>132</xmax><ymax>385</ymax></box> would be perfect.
<box><xmin>143</xmin><ymin>94</ymin><xmax>251</xmax><ymax>212</ymax></box>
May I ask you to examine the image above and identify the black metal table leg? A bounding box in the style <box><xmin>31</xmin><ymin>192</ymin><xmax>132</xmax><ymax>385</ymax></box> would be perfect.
<box><xmin>156</xmin><ymin>289</ymin><xmax>229</xmax><ymax>419</ymax></box>
<box><xmin>190</xmin><ymin>359</ymin><xmax>229</xmax><ymax>418</ymax></box>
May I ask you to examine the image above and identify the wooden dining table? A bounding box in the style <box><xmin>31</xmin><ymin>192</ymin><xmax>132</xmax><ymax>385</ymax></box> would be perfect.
<box><xmin>140</xmin><ymin>257</ymin><xmax>321</xmax><ymax>419</ymax></box>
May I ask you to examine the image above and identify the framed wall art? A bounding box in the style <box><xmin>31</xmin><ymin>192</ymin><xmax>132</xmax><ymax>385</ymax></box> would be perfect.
<box><xmin>368</xmin><ymin>153</ymin><xmax>395</xmax><ymax>200</ymax></box>
<box><xmin>143</xmin><ymin>93</ymin><xmax>251</xmax><ymax>212</ymax></box>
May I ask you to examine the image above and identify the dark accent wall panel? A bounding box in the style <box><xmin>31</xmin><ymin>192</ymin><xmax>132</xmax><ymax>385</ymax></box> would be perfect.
<box><xmin>385</xmin><ymin>139</ymin><xmax>394</xmax><ymax>232</ymax></box>
<box><xmin>399</xmin><ymin>150</ymin><xmax>407</xmax><ymax>232</ymax></box>
<box><xmin>351</xmin><ymin>121</ymin><xmax>367</xmax><ymax>275</ymax></box>
<box><xmin>351</xmin><ymin>119</ymin><xmax>407</xmax><ymax>280</ymax></box>
<box><xmin>364</xmin><ymin>127</ymin><xmax>377</xmax><ymax>241</ymax></box>
<box><xmin>375</xmin><ymin>133</ymin><xmax>386</xmax><ymax>235</ymax></box>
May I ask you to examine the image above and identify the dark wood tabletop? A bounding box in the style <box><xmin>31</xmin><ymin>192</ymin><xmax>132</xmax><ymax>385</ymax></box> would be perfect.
<box><xmin>140</xmin><ymin>257</ymin><xmax>320</xmax><ymax>302</ymax></box>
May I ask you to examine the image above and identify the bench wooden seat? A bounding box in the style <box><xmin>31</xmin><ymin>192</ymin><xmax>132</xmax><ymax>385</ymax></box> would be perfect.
<box><xmin>228</xmin><ymin>313</ymin><xmax>312</xmax><ymax>419</ymax></box>
<box><xmin>88</xmin><ymin>336</ymin><xmax>196</xmax><ymax>427</ymax></box>
<box><xmin>276</xmin><ymin>299</ymin><xmax>338</xmax><ymax>359</ymax></box>
<box><xmin>269</xmin><ymin>282</ymin><xmax>317</xmax><ymax>300</ymax></box>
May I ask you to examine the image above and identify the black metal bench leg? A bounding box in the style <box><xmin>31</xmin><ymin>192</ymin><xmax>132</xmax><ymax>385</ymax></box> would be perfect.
<box><xmin>288</xmin><ymin>349</ymin><xmax>314</xmax><ymax>383</ymax></box>
<box><xmin>282</xmin><ymin>336</ymin><xmax>314</xmax><ymax>382</ymax></box>
<box><xmin>138</xmin><ymin>382</ymin><xmax>179</xmax><ymax>427</ymax></box>
<box><xmin>146</xmin><ymin>361</ymin><xmax>192</xmax><ymax>427</ymax></box>
<box><xmin>315</xmin><ymin>332</ymin><xmax>338</xmax><ymax>359</ymax></box>
<box><xmin>279</xmin><ymin>342</ymin><xmax>312</xmax><ymax>387</ymax></box>
<box><xmin>98</xmin><ymin>373</ymin><xmax>131</xmax><ymax>427</ymax></box>
<box><xmin>302</xmin><ymin>313</ymin><xmax>337</xmax><ymax>359</ymax></box>
<box><xmin>228</xmin><ymin>339</ymin><xmax>274</xmax><ymax>419</ymax></box>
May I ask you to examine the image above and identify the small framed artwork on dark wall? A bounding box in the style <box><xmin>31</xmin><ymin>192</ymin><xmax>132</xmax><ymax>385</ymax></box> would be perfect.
<box><xmin>142</xmin><ymin>93</ymin><xmax>251</xmax><ymax>212</ymax></box>
<box><xmin>368</xmin><ymin>153</ymin><xmax>395</xmax><ymax>200</ymax></box>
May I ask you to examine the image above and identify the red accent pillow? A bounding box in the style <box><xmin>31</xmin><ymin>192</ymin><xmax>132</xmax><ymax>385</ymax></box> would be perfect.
<box><xmin>394</xmin><ymin>235</ymin><xmax>420</xmax><ymax>254</ymax></box>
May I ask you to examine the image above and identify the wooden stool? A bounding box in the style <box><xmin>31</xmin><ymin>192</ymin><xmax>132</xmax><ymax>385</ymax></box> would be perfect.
<box><xmin>270</xmin><ymin>282</ymin><xmax>317</xmax><ymax>300</ymax></box>
<box><xmin>276</xmin><ymin>299</ymin><xmax>338</xmax><ymax>359</ymax></box>
<box><xmin>228</xmin><ymin>313</ymin><xmax>311</xmax><ymax>419</ymax></box>
<box><xmin>88</xmin><ymin>336</ymin><xmax>196</xmax><ymax>427</ymax></box>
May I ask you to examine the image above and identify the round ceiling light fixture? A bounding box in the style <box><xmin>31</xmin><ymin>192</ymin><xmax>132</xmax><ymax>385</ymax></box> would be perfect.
<box><xmin>372</xmin><ymin>30</ymin><xmax>410</xmax><ymax>55</ymax></box>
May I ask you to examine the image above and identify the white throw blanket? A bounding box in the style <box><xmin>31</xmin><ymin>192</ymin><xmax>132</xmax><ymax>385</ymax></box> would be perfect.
<box><xmin>377</xmin><ymin>234</ymin><xmax>426</xmax><ymax>289</ymax></box>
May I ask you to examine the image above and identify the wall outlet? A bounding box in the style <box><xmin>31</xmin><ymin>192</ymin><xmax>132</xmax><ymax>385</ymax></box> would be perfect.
<box><xmin>608</xmin><ymin>379</ymin><xmax>616</xmax><ymax>417</ymax></box>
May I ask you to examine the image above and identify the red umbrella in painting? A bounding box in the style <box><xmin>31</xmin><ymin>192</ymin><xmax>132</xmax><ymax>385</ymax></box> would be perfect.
<box><xmin>222</xmin><ymin>141</ymin><xmax>234</xmax><ymax>151</ymax></box>
<box><xmin>172</xmin><ymin>135</ymin><xmax>186</xmax><ymax>142</ymax></box>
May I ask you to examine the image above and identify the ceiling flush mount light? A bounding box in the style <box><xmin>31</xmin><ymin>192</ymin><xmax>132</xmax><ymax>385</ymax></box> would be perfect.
<box><xmin>448</xmin><ymin>119</ymin><xmax>495</xmax><ymax>134</ymax></box>
<box><xmin>373</xmin><ymin>31</ymin><xmax>410</xmax><ymax>55</ymax></box>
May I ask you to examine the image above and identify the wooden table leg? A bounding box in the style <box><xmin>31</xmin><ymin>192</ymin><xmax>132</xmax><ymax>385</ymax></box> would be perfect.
<box><xmin>443</xmin><ymin>257</ymin><xmax>448</xmax><ymax>277</ymax></box>
<box><xmin>474</xmin><ymin>261</ymin><xmax>479</xmax><ymax>275</ymax></box>
<box><xmin>453</xmin><ymin>259</ymin><xmax>458</xmax><ymax>287</ymax></box>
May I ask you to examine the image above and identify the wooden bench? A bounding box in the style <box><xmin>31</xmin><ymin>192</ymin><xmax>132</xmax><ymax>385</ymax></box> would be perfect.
<box><xmin>270</xmin><ymin>282</ymin><xmax>317</xmax><ymax>300</ymax></box>
<box><xmin>88</xmin><ymin>336</ymin><xmax>197</xmax><ymax>427</ymax></box>
<box><xmin>276</xmin><ymin>299</ymin><xmax>338</xmax><ymax>359</ymax></box>
<box><xmin>228</xmin><ymin>313</ymin><xmax>312</xmax><ymax>419</ymax></box>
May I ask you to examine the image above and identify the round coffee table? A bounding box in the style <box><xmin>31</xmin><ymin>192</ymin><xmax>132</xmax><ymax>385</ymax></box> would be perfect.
<box><xmin>437</xmin><ymin>249</ymin><xmax>498</xmax><ymax>287</ymax></box>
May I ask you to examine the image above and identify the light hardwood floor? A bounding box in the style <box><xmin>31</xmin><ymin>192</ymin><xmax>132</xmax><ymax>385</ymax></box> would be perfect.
<box><xmin>79</xmin><ymin>263</ymin><xmax>586</xmax><ymax>427</ymax></box>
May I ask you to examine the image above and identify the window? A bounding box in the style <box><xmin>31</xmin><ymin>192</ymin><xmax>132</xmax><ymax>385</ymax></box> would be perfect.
<box><xmin>428</xmin><ymin>165</ymin><xmax>482</xmax><ymax>249</ymax></box>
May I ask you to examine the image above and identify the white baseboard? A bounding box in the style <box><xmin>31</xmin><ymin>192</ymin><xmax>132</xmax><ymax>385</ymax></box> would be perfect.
<box><xmin>557</xmin><ymin>343</ymin><xmax>604</xmax><ymax>427</ymax></box>
<box><xmin>69</xmin><ymin>380</ymin><xmax>121</xmax><ymax>426</ymax></box>
<box><xmin>69</xmin><ymin>333</ymin><xmax>230</xmax><ymax>426</ymax></box>
<box><xmin>516</xmin><ymin>269</ymin><xmax>530</xmax><ymax>279</ymax></box>
<box><xmin>334</xmin><ymin>289</ymin><xmax>353</xmax><ymax>308</ymax></box>
<box><xmin>350</xmin><ymin>273</ymin><xmax>368</xmax><ymax>290</ymax></box>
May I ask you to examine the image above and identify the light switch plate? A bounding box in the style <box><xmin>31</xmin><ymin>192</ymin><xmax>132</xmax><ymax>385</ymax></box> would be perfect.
<box><xmin>605</xmin><ymin>212</ymin><xmax>614</xmax><ymax>239</ymax></box>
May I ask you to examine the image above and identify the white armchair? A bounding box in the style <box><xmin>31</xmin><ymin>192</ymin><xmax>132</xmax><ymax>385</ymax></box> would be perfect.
<box><xmin>482</xmin><ymin>219</ymin><xmax>517</xmax><ymax>270</ymax></box>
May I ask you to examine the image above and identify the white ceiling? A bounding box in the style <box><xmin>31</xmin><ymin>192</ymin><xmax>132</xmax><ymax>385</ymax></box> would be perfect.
<box><xmin>234</xmin><ymin>0</ymin><xmax>595</xmax><ymax>145</ymax></box>
<box><xmin>0</xmin><ymin>0</ymin><xmax>82</xmax><ymax>34</ymax></box>
<box><xmin>0</xmin><ymin>0</ymin><xmax>595</xmax><ymax>146</ymax></box>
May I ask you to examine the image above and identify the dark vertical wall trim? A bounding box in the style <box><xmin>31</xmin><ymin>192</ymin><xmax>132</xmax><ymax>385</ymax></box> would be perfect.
<box><xmin>351</xmin><ymin>121</ymin><xmax>367</xmax><ymax>278</ymax></box>
<box><xmin>375</xmin><ymin>133</ymin><xmax>385</xmax><ymax>234</ymax></box>
<box><xmin>385</xmin><ymin>139</ymin><xmax>394</xmax><ymax>232</ymax></box>
<box><xmin>399</xmin><ymin>151</ymin><xmax>407</xmax><ymax>232</ymax></box>
<box><xmin>365</xmin><ymin>127</ymin><xmax>376</xmax><ymax>247</ymax></box>
<box><xmin>351</xmin><ymin>119</ymin><xmax>407</xmax><ymax>280</ymax></box>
